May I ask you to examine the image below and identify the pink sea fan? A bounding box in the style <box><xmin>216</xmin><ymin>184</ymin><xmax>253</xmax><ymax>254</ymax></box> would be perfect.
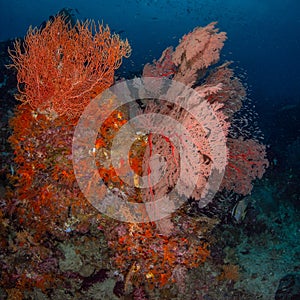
<box><xmin>140</xmin><ymin>92</ymin><xmax>229</xmax><ymax>204</ymax></box>
<box><xmin>143</xmin><ymin>46</ymin><xmax>175</xmax><ymax>78</ymax></box>
<box><xmin>138</xmin><ymin>21</ymin><xmax>267</xmax><ymax>214</ymax></box>
<box><xmin>172</xmin><ymin>22</ymin><xmax>227</xmax><ymax>85</ymax></box>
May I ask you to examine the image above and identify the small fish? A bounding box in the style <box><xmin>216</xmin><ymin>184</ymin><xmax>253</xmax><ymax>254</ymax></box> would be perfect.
<box><xmin>112</xmin><ymin>29</ymin><xmax>125</xmax><ymax>35</ymax></box>
<box><xmin>232</xmin><ymin>196</ymin><xmax>251</xmax><ymax>223</ymax></box>
<box><xmin>65</xmin><ymin>227</ymin><xmax>72</xmax><ymax>233</ymax></box>
<box><xmin>10</xmin><ymin>165</ymin><xmax>15</xmax><ymax>176</ymax></box>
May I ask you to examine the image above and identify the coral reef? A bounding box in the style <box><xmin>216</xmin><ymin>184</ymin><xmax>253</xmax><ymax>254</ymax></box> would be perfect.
<box><xmin>0</xmin><ymin>17</ymin><xmax>270</xmax><ymax>299</ymax></box>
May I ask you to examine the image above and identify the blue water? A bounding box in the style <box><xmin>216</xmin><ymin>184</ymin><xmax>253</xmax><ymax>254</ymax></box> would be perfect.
<box><xmin>1</xmin><ymin>0</ymin><xmax>300</xmax><ymax>111</ymax></box>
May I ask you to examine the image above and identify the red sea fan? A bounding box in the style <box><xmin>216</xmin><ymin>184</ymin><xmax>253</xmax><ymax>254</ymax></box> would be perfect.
<box><xmin>222</xmin><ymin>137</ymin><xmax>269</xmax><ymax>195</ymax></box>
<box><xmin>8</xmin><ymin>15</ymin><xmax>131</xmax><ymax>119</ymax></box>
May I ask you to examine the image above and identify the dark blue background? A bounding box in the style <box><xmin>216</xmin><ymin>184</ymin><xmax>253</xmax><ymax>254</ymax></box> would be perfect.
<box><xmin>1</xmin><ymin>0</ymin><xmax>300</xmax><ymax>118</ymax></box>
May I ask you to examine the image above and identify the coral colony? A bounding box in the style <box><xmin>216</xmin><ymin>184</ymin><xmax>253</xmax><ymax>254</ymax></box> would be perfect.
<box><xmin>1</xmin><ymin>15</ymin><xmax>268</xmax><ymax>298</ymax></box>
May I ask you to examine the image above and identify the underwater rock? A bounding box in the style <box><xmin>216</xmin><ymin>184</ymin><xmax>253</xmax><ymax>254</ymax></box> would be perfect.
<box><xmin>58</xmin><ymin>243</ymin><xmax>83</xmax><ymax>273</ymax></box>
<box><xmin>85</xmin><ymin>278</ymin><xmax>119</xmax><ymax>300</ymax></box>
<box><xmin>275</xmin><ymin>273</ymin><xmax>300</xmax><ymax>300</ymax></box>
<box><xmin>81</xmin><ymin>269</ymin><xmax>109</xmax><ymax>291</ymax></box>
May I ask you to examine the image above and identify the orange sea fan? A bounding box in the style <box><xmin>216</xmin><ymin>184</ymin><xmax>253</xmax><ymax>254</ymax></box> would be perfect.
<box><xmin>8</xmin><ymin>15</ymin><xmax>131</xmax><ymax>119</ymax></box>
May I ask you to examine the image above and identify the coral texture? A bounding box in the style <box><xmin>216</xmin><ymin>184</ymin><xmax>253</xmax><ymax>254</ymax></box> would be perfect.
<box><xmin>8</xmin><ymin>15</ymin><xmax>131</xmax><ymax>119</ymax></box>
<box><xmin>141</xmin><ymin>22</ymin><xmax>268</xmax><ymax>202</ymax></box>
<box><xmin>3</xmin><ymin>19</ymin><xmax>269</xmax><ymax>297</ymax></box>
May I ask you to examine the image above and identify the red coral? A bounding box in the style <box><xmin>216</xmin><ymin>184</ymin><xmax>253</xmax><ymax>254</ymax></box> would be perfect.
<box><xmin>203</xmin><ymin>62</ymin><xmax>246</xmax><ymax>117</ymax></box>
<box><xmin>7</xmin><ymin>15</ymin><xmax>131</xmax><ymax>239</ymax></box>
<box><xmin>8</xmin><ymin>15</ymin><xmax>131</xmax><ymax>119</ymax></box>
<box><xmin>222</xmin><ymin>137</ymin><xmax>269</xmax><ymax>195</ymax></box>
<box><xmin>106</xmin><ymin>221</ymin><xmax>209</xmax><ymax>289</ymax></box>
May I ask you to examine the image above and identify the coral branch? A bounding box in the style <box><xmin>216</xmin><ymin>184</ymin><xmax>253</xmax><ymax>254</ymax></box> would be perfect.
<box><xmin>222</xmin><ymin>137</ymin><xmax>269</xmax><ymax>195</ymax></box>
<box><xmin>8</xmin><ymin>15</ymin><xmax>131</xmax><ymax>119</ymax></box>
<box><xmin>172</xmin><ymin>22</ymin><xmax>227</xmax><ymax>85</ymax></box>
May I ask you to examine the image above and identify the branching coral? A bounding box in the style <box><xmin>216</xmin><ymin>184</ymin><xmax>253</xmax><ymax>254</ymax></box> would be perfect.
<box><xmin>140</xmin><ymin>22</ymin><xmax>268</xmax><ymax>203</ymax></box>
<box><xmin>7</xmin><ymin>15</ymin><xmax>131</xmax><ymax>240</ymax></box>
<box><xmin>8</xmin><ymin>15</ymin><xmax>131</xmax><ymax>119</ymax></box>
